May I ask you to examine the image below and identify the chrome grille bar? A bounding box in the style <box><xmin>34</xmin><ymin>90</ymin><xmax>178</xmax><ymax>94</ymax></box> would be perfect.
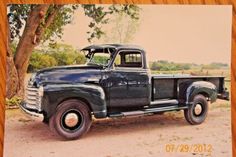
<box><xmin>25</xmin><ymin>86</ymin><xmax>41</xmax><ymax>111</ymax></box>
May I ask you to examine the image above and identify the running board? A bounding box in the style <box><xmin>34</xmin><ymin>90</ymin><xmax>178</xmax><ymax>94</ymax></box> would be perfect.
<box><xmin>109</xmin><ymin>105</ymin><xmax>188</xmax><ymax>118</ymax></box>
<box><xmin>150</xmin><ymin>99</ymin><xmax>179</xmax><ymax>106</ymax></box>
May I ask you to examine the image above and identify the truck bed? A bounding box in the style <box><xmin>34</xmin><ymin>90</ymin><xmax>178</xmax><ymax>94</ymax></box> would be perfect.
<box><xmin>151</xmin><ymin>74</ymin><xmax>226</xmax><ymax>101</ymax></box>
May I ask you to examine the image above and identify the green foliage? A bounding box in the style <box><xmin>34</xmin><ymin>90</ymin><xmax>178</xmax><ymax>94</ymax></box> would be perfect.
<box><xmin>8</xmin><ymin>4</ymin><xmax>31</xmax><ymax>41</ymax></box>
<box><xmin>27</xmin><ymin>43</ymin><xmax>86</xmax><ymax>72</ymax></box>
<box><xmin>28</xmin><ymin>52</ymin><xmax>57</xmax><ymax>72</ymax></box>
<box><xmin>91</xmin><ymin>55</ymin><xmax>110</xmax><ymax>65</ymax></box>
<box><xmin>150</xmin><ymin>60</ymin><xmax>229</xmax><ymax>71</ymax></box>
<box><xmin>201</xmin><ymin>62</ymin><xmax>229</xmax><ymax>70</ymax></box>
<box><xmin>8</xmin><ymin>4</ymin><xmax>140</xmax><ymax>43</ymax></box>
<box><xmin>82</xmin><ymin>4</ymin><xmax>140</xmax><ymax>42</ymax></box>
<box><xmin>48</xmin><ymin>43</ymin><xmax>86</xmax><ymax>66</ymax></box>
<box><xmin>43</xmin><ymin>5</ymin><xmax>79</xmax><ymax>42</ymax></box>
<box><xmin>6</xmin><ymin>96</ymin><xmax>22</xmax><ymax>108</ymax></box>
<box><xmin>150</xmin><ymin>60</ymin><xmax>191</xmax><ymax>71</ymax></box>
<box><xmin>9</xmin><ymin>41</ymin><xmax>17</xmax><ymax>55</ymax></box>
<box><xmin>9</xmin><ymin>42</ymin><xmax>86</xmax><ymax>72</ymax></box>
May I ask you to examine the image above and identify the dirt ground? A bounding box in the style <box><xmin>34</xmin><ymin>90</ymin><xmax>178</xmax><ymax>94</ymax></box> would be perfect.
<box><xmin>3</xmin><ymin>100</ymin><xmax>231</xmax><ymax>157</ymax></box>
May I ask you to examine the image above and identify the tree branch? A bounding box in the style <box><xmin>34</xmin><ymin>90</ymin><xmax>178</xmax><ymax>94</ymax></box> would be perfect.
<box><xmin>34</xmin><ymin>5</ymin><xmax>63</xmax><ymax>45</ymax></box>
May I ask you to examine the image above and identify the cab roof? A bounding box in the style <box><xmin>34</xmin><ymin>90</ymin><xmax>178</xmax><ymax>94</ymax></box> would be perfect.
<box><xmin>81</xmin><ymin>44</ymin><xmax>144</xmax><ymax>52</ymax></box>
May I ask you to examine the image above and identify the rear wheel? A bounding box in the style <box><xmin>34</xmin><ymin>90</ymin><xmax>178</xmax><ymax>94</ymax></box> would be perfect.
<box><xmin>184</xmin><ymin>94</ymin><xmax>208</xmax><ymax>125</ymax></box>
<box><xmin>49</xmin><ymin>99</ymin><xmax>92</xmax><ymax>140</ymax></box>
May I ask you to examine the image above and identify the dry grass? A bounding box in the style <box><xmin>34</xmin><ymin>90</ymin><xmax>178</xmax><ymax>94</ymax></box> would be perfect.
<box><xmin>152</xmin><ymin>69</ymin><xmax>230</xmax><ymax>79</ymax></box>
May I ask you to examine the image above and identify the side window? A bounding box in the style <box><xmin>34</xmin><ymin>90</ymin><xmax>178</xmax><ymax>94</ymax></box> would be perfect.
<box><xmin>125</xmin><ymin>53</ymin><xmax>142</xmax><ymax>63</ymax></box>
<box><xmin>114</xmin><ymin>51</ymin><xmax>143</xmax><ymax>68</ymax></box>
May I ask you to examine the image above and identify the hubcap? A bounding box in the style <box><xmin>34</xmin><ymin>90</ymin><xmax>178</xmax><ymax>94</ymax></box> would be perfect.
<box><xmin>194</xmin><ymin>103</ymin><xmax>203</xmax><ymax>116</ymax></box>
<box><xmin>64</xmin><ymin>113</ymin><xmax>79</xmax><ymax>128</ymax></box>
<box><xmin>61</xmin><ymin>109</ymin><xmax>83</xmax><ymax>132</ymax></box>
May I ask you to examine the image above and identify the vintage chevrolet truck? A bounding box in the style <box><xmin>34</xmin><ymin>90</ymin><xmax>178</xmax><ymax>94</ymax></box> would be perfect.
<box><xmin>20</xmin><ymin>44</ymin><xmax>229</xmax><ymax>140</ymax></box>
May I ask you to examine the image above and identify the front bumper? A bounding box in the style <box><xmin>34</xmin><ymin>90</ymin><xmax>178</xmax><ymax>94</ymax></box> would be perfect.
<box><xmin>19</xmin><ymin>101</ymin><xmax>44</xmax><ymax>121</ymax></box>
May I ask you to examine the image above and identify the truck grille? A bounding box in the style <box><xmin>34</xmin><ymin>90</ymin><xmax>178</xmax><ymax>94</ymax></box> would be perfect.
<box><xmin>25</xmin><ymin>87</ymin><xmax>41</xmax><ymax>111</ymax></box>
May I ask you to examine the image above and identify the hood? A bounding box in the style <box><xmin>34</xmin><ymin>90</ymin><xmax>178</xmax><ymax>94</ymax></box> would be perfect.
<box><xmin>31</xmin><ymin>65</ymin><xmax>103</xmax><ymax>87</ymax></box>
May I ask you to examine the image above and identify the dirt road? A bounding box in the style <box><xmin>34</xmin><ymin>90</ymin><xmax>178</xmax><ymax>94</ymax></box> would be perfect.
<box><xmin>4</xmin><ymin>100</ymin><xmax>231</xmax><ymax>157</ymax></box>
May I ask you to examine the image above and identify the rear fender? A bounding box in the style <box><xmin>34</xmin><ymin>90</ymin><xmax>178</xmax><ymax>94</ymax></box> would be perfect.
<box><xmin>186</xmin><ymin>81</ymin><xmax>217</xmax><ymax>104</ymax></box>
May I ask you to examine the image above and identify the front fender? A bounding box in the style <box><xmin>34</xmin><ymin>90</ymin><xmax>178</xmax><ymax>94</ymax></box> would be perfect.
<box><xmin>186</xmin><ymin>81</ymin><xmax>217</xmax><ymax>104</ymax></box>
<box><xmin>42</xmin><ymin>83</ymin><xmax>107</xmax><ymax>119</ymax></box>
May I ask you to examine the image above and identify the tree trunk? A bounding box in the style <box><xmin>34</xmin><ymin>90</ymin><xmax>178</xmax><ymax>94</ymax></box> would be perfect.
<box><xmin>6</xmin><ymin>44</ymin><xmax>19</xmax><ymax>98</ymax></box>
<box><xmin>6</xmin><ymin>14</ymin><xmax>19</xmax><ymax>98</ymax></box>
<box><xmin>6</xmin><ymin>4</ymin><xmax>63</xmax><ymax>98</ymax></box>
<box><xmin>12</xmin><ymin>5</ymin><xmax>49</xmax><ymax>98</ymax></box>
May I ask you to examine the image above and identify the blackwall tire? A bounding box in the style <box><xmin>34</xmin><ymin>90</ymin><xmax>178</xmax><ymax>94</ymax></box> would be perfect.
<box><xmin>184</xmin><ymin>94</ymin><xmax>208</xmax><ymax>125</ymax></box>
<box><xmin>49</xmin><ymin>99</ymin><xmax>92</xmax><ymax>140</ymax></box>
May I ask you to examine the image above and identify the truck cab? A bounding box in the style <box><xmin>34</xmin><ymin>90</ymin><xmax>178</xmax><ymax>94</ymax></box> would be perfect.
<box><xmin>20</xmin><ymin>44</ymin><xmax>229</xmax><ymax>140</ymax></box>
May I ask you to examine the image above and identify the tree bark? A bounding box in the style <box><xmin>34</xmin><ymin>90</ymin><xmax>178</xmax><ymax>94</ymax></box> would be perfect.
<box><xmin>6</xmin><ymin>56</ymin><xmax>19</xmax><ymax>98</ymax></box>
<box><xmin>6</xmin><ymin>4</ymin><xmax>64</xmax><ymax>98</ymax></box>
<box><xmin>6</xmin><ymin>13</ymin><xmax>19</xmax><ymax>98</ymax></box>
<box><xmin>12</xmin><ymin>4</ymin><xmax>50</xmax><ymax>98</ymax></box>
<box><xmin>6</xmin><ymin>41</ymin><xmax>18</xmax><ymax>98</ymax></box>
<box><xmin>35</xmin><ymin>5</ymin><xmax>63</xmax><ymax>44</ymax></box>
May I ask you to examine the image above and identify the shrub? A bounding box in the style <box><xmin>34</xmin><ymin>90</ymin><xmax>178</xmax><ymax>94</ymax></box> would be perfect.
<box><xmin>27</xmin><ymin>43</ymin><xmax>86</xmax><ymax>72</ymax></box>
<box><xmin>150</xmin><ymin>60</ymin><xmax>191</xmax><ymax>71</ymax></box>
<box><xmin>28</xmin><ymin>52</ymin><xmax>58</xmax><ymax>72</ymax></box>
<box><xmin>6</xmin><ymin>96</ymin><xmax>22</xmax><ymax>109</ymax></box>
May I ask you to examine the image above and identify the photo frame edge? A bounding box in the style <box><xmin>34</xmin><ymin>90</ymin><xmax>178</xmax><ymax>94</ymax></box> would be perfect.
<box><xmin>0</xmin><ymin>1</ymin><xmax>235</xmax><ymax>157</ymax></box>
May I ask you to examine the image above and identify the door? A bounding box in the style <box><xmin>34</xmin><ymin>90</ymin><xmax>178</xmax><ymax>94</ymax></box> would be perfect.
<box><xmin>108</xmin><ymin>50</ymin><xmax>150</xmax><ymax>109</ymax></box>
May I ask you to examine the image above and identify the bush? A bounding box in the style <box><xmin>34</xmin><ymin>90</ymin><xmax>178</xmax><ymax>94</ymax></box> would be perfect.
<box><xmin>6</xmin><ymin>96</ymin><xmax>22</xmax><ymax>109</ymax></box>
<box><xmin>27</xmin><ymin>43</ymin><xmax>86</xmax><ymax>72</ymax></box>
<box><xmin>28</xmin><ymin>52</ymin><xmax>58</xmax><ymax>72</ymax></box>
<box><xmin>150</xmin><ymin>60</ymin><xmax>191</xmax><ymax>71</ymax></box>
<box><xmin>50</xmin><ymin>51</ymin><xmax>85</xmax><ymax>66</ymax></box>
<box><xmin>150</xmin><ymin>60</ymin><xmax>228</xmax><ymax>71</ymax></box>
<box><xmin>201</xmin><ymin>62</ymin><xmax>229</xmax><ymax>70</ymax></box>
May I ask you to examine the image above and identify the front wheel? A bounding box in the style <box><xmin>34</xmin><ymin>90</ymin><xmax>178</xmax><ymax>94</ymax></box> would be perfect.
<box><xmin>184</xmin><ymin>94</ymin><xmax>208</xmax><ymax>125</ymax></box>
<box><xmin>49</xmin><ymin>99</ymin><xmax>92</xmax><ymax>140</ymax></box>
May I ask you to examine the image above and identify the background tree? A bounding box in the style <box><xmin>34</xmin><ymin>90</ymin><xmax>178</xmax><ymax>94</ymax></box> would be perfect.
<box><xmin>102</xmin><ymin>8</ymin><xmax>140</xmax><ymax>43</ymax></box>
<box><xmin>27</xmin><ymin>43</ymin><xmax>86</xmax><ymax>72</ymax></box>
<box><xmin>7</xmin><ymin>4</ymin><xmax>140</xmax><ymax>98</ymax></box>
<box><xmin>149</xmin><ymin>60</ymin><xmax>228</xmax><ymax>71</ymax></box>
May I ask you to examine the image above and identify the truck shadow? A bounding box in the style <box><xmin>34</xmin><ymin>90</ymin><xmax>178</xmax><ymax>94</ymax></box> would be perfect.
<box><xmin>86</xmin><ymin>112</ymin><xmax>187</xmax><ymax>138</ymax></box>
<box><xmin>14</xmin><ymin>111</ymin><xmax>188</xmax><ymax>141</ymax></box>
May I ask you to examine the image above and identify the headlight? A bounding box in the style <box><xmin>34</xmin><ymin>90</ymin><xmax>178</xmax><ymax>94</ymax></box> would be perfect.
<box><xmin>38</xmin><ymin>86</ymin><xmax>44</xmax><ymax>97</ymax></box>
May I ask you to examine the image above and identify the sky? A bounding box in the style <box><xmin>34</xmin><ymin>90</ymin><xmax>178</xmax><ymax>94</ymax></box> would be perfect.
<box><xmin>60</xmin><ymin>5</ymin><xmax>232</xmax><ymax>64</ymax></box>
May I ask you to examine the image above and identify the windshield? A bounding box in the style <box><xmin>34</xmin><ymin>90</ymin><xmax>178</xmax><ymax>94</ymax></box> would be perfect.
<box><xmin>83</xmin><ymin>48</ymin><xmax>116</xmax><ymax>67</ymax></box>
<box><xmin>87</xmin><ymin>52</ymin><xmax>111</xmax><ymax>66</ymax></box>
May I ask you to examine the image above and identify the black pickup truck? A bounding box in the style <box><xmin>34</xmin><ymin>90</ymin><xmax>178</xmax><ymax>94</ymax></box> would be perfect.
<box><xmin>20</xmin><ymin>44</ymin><xmax>229</xmax><ymax>140</ymax></box>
